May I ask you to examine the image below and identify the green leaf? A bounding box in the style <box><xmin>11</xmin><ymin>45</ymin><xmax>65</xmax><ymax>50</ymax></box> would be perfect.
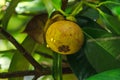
<box><xmin>65</xmin><ymin>0</ymin><xmax>80</xmax><ymax>14</ymax></box>
<box><xmin>86</xmin><ymin>68</ymin><xmax>120</xmax><ymax>80</ymax></box>
<box><xmin>84</xmin><ymin>28</ymin><xmax>120</xmax><ymax>72</ymax></box>
<box><xmin>82</xmin><ymin>8</ymin><xmax>99</xmax><ymax>20</ymax></box>
<box><xmin>2</xmin><ymin>0</ymin><xmax>20</xmax><ymax>29</ymax></box>
<box><xmin>52</xmin><ymin>0</ymin><xmax>62</xmax><ymax>10</ymax></box>
<box><xmin>16</xmin><ymin>0</ymin><xmax>46</xmax><ymax>14</ymax></box>
<box><xmin>112</xmin><ymin>6</ymin><xmax>120</xmax><ymax>16</ymax></box>
<box><xmin>42</xmin><ymin>0</ymin><xmax>54</xmax><ymax>17</ymax></box>
<box><xmin>98</xmin><ymin>9</ymin><xmax>120</xmax><ymax>35</ymax></box>
<box><xmin>8</xmin><ymin>36</ymin><xmax>37</xmax><ymax>80</ymax></box>
<box><xmin>70</xmin><ymin>1</ymin><xmax>83</xmax><ymax>16</ymax></box>
<box><xmin>75</xmin><ymin>15</ymin><xmax>100</xmax><ymax>28</ymax></box>
<box><xmin>42</xmin><ymin>0</ymin><xmax>63</xmax><ymax>17</ymax></box>
<box><xmin>67</xmin><ymin>49</ymin><xmax>96</xmax><ymax>80</ymax></box>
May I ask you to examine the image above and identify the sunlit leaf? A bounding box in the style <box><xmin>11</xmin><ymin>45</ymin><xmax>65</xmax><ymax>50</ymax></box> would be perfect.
<box><xmin>52</xmin><ymin>0</ymin><xmax>62</xmax><ymax>10</ymax></box>
<box><xmin>86</xmin><ymin>68</ymin><xmax>120</xmax><ymax>80</ymax></box>
<box><xmin>2</xmin><ymin>0</ymin><xmax>20</xmax><ymax>29</ymax></box>
<box><xmin>0</xmin><ymin>56</ymin><xmax>11</xmax><ymax>71</ymax></box>
<box><xmin>112</xmin><ymin>6</ymin><xmax>120</xmax><ymax>16</ymax></box>
<box><xmin>15</xmin><ymin>0</ymin><xmax>46</xmax><ymax>14</ymax></box>
<box><xmin>7</xmin><ymin>14</ymin><xmax>30</xmax><ymax>32</ymax></box>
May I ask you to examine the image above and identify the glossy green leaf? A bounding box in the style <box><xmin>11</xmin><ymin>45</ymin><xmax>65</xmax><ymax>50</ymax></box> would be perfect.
<box><xmin>75</xmin><ymin>15</ymin><xmax>100</xmax><ymax>28</ymax></box>
<box><xmin>98</xmin><ymin>9</ymin><xmax>120</xmax><ymax>34</ymax></box>
<box><xmin>101</xmin><ymin>0</ymin><xmax>120</xmax><ymax>15</ymax></box>
<box><xmin>81</xmin><ymin>8</ymin><xmax>99</xmax><ymax>20</ymax></box>
<box><xmin>86</xmin><ymin>68</ymin><xmax>120</xmax><ymax>80</ymax></box>
<box><xmin>2</xmin><ymin>0</ymin><xmax>20</xmax><ymax>29</ymax></box>
<box><xmin>84</xmin><ymin>28</ymin><xmax>120</xmax><ymax>72</ymax></box>
<box><xmin>67</xmin><ymin>49</ymin><xmax>96</xmax><ymax>80</ymax></box>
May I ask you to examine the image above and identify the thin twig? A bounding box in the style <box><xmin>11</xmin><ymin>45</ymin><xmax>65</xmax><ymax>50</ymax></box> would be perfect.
<box><xmin>61</xmin><ymin>0</ymin><xmax>68</xmax><ymax>10</ymax></box>
<box><xmin>0</xmin><ymin>27</ymin><xmax>42</xmax><ymax>71</ymax></box>
<box><xmin>0</xmin><ymin>67</ymin><xmax>72</xmax><ymax>78</ymax></box>
<box><xmin>0</xmin><ymin>70</ymin><xmax>36</xmax><ymax>78</ymax></box>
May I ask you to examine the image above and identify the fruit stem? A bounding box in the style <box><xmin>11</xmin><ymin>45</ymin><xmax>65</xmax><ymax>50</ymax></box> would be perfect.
<box><xmin>58</xmin><ymin>9</ymin><xmax>69</xmax><ymax>16</ymax></box>
<box><xmin>52</xmin><ymin>53</ymin><xmax>62</xmax><ymax>80</ymax></box>
<box><xmin>83</xmin><ymin>1</ymin><xmax>97</xmax><ymax>9</ymax></box>
<box><xmin>70</xmin><ymin>1</ymin><xmax>83</xmax><ymax>16</ymax></box>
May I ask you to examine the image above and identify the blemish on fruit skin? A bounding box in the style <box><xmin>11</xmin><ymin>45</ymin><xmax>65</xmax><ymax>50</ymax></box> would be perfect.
<box><xmin>58</xmin><ymin>45</ymin><xmax>70</xmax><ymax>52</ymax></box>
<box><xmin>70</xmin><ymin>34</ymin><xmax>72</xmax><ymax>36</ymax></box>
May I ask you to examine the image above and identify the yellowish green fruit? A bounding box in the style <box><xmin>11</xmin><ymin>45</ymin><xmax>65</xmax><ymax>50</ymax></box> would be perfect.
<box><xmin>46</xmin><ymin>20</ymin><xmax>84</xmax><ymax>55</ymax></box>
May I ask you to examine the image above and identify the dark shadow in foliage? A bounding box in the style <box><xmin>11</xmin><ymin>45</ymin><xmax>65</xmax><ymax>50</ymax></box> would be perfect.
<box><xmin>67</xmin><ymin>46</ymin><xmax>96</xmax><ymax>80</ymax></box>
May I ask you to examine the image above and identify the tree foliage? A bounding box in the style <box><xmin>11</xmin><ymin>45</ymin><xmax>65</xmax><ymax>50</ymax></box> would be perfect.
<box><xmin>0</xmin><ymin>0</ymin><xmax>120</xmax><ymax>80</ymax></box>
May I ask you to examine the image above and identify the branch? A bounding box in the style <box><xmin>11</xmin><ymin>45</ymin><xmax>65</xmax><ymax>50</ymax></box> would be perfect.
<box><xmin>0</xmin><ymin>27</ymin><xmax>73</xmax><ymax>79</ymax></box>
<box><xmin>0</xmin><ymin>70</ymin><xmax>36</xmax><ymax>78</ymax></box>
<box><xmin>0</xmin><ymin>27</ymin><xmax>42</xmax><ymax>71</ymax></box>
<box><xmin>0</xmin><ymin>69</ymin><xmax>51</xmax><ymax>78</ymax></box>
<box><xmin>61</xmin><ymin>0</ymin><xmax>68</xmax><ymax>10</ymax></box>
<box><xmin>0</xmin><ymin>67</ymin><xmax>72</xmax><ymax>78</ymax></box>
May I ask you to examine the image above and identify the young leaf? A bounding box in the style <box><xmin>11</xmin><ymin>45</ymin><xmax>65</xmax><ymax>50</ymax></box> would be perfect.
<box><xmin>24</xmin><ymin>13</ymin><xmax>48</xmax><ymax>44</ymax></box>
<box><xmin>86</xmin><ymin>68</ymin><xmax>120</xmax><ymax>80</ymax></box>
